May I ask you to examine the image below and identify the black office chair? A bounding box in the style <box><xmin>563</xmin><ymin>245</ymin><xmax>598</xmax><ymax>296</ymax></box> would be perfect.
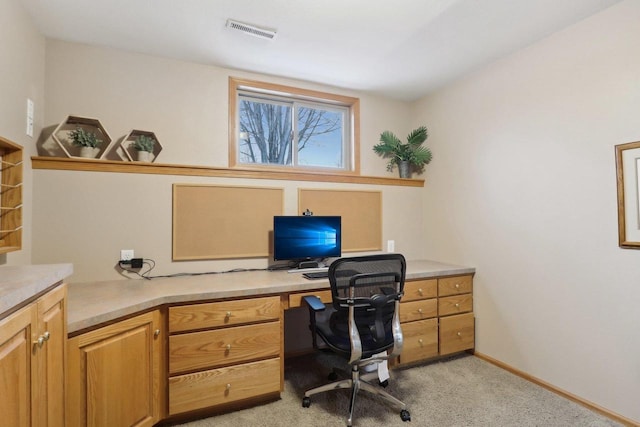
<box><xmin>301</xmin><ymin>254</ymin><xmax>411</xmax><ymax>426</ymax></box>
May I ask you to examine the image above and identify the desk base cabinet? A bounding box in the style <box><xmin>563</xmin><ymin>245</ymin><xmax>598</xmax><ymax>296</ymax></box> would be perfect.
<box><xmin>397</xmin><ymin>275</ymin><xmax>474</xmax><ymax>365</ymax></box>
<box><xmin>167</xmin><ymin>296</ymin><xmax>283</xmax><ymax>416</ymax></box>
<box><xmin>0</xmin><ymin>282</ymin><xmax>66</xmax><ymax>427</ymax></box>
<box><xmin>66</xmin><ymin>310</ymin><xmax>162</xmax><ymax>427</ymax></box>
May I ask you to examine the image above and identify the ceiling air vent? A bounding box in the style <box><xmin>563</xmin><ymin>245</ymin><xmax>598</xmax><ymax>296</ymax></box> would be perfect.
<box><xmin>226</xmin><ymin>19</ymin><xmax>277</xmax><ymax>40</ymax></box>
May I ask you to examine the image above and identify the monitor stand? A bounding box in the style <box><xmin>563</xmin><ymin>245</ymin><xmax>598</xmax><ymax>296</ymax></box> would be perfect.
<box><xmin>286</xmin><ymin>259</ymin><xmax>328</xmax><ymax>273</ymax></box>
<box><xmin>298</xmin><ymin>260</ymin><xmax>320</xmax><ymax>269</ymax></box>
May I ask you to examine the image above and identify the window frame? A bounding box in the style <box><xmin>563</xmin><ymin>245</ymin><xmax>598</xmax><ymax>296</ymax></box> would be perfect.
<box><xmin>229</xmin><ymin>77</ymin><xmax>360</xmax><ymax>175</ymax></box>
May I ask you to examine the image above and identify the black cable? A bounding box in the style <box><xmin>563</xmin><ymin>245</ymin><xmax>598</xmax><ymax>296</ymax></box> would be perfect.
<box><xmin>119</xmin><ymin>258</ymin><xmax>277</xmax><ymax>280</ymax></box>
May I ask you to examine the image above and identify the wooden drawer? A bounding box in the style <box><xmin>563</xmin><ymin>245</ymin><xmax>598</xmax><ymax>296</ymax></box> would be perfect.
<box><xmin>169</xmin><ymin>296</ymin><xmax>280</xmax><ymax>332</ymax></box>
<box><xmin>438</xmin><ymin>275</ymin><xmax>473</xmax><ymax>297</ymax></box>
<box><xmin>439</xmin><ymin>312</ymin><xmax>475</xmax><ymax>355</ymax></box>
<box><xmin>169</xmin><ymin>358</ymin><xmax>281</xmax><ymax>415</ymax></box>
<box><xmin>288</xmin><ymin>289</ymin><xmax>332</xmax><ymax>308</ymax></box>
<box><xmin>399</xmin><ymin>318</ymin><xmax>438</xmax><ymax>364</ymax></box>
<box><xmin>403</xmin><ymin>279</ymin><xmax>437</xmax><ymax>302</ymax></box>
<box><xmin>438</xmin><ymin>294</ymin><xmax>473</xmax><ymax>316</ymax></box>
<box><xmin>399</xmin><ymin>298</ymin><xmax>437</xmax><ymax>323</ymax></box>
<box><xmin>169</xmin><ymin>321</ymin><xmax>280</xmax><ymax>374</ymax></box>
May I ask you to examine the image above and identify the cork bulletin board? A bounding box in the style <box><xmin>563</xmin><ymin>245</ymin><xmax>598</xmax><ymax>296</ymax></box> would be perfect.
<box><xmin>172</xmin><ymin>184</ymin><xmax>284</xmax><ymax>260</ymax></box>
<box><xmin>298</xmin><ymin>189</ymin><xmax>382</xmax><ymax>252</ymax></box>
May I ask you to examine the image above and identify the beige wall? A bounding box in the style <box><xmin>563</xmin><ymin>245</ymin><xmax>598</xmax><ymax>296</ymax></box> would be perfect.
<box><xmin>0</xmin><ymin>0</ymin><xmax>45</xmax><ymax>266</ymax></box>
<box><xmin>32</xmin><ymin>40</ymin><xmax>423</xmax><ymax>282</ymax></box>
<box><xmin>7</xmin><ymin>0</ymin><xmax>639</xmax><ymax>423</ymax></box>
<box><xmin>412</xmin><ymin>1</ymin><xmax>639</xmax><ymax>423</ymax></box>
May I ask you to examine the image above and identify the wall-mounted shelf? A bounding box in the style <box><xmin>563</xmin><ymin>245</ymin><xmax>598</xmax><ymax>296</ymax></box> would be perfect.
<box><xmin>30</xmin><ymin>157</ymin><xmax>424</xmax><ymax>187</ymax></box>
<box><xmin>0</xmin><ymin>136</ymin><xmax>23</xmax><ymax>254</ymax></box>
<box><xmin>119</xmin><ymin>129</ymin><xmax>163</xmax><ymax>162</ymax></box>
<box><xmin>51</xmin><ymin>115</ymin><xmax>114</xmax><ymax>159</ymax></box>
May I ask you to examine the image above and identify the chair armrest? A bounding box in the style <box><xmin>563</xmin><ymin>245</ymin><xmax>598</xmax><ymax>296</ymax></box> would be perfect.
<box><xmin>302</xmin><ymin>295</ymin><xmax>326</xmax><ymax>312</ymax></box>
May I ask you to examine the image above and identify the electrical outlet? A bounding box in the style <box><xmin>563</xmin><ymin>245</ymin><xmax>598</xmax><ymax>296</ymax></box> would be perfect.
<box><xmin>387</xmin><ymin>240</ymin><xmax>395</xmax><ymax>252</ymax></box>
<box><xmin>120</xmin><ymin>249</ymin><xmax>134</xmax><ymax>261</ymax></box>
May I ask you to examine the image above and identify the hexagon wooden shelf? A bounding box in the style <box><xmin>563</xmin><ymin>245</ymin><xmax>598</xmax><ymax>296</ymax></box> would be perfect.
<box><xmin>52</xmin><ymin>115</ymin><xmax>113</xmax><ymax>159</ymax></box>
<box><xmin>120</xmin><ymin>130</ymin><xmax>163</xmax><ymax>163</ymax></box>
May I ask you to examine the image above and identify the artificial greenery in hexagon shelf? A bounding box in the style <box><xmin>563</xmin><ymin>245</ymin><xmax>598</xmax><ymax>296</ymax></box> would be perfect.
<box><xmin>69</xmin><ymin>126</ymin><xmax>103</xmax><ymax>148</ymax></box>
<box><xmin>132</xmin><ymin>134</ymin><xmax>156</xmax><ymax>152</ymax></box>
<box><xmin>373</xmin><ymin>125</ymin><xmax>432</xmax><ymax>173</ymax></box>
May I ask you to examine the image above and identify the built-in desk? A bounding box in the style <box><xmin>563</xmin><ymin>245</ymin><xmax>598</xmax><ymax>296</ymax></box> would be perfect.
<box><xmin>65</xmin><ymin>259</ymin><xmax>475</xmax><ymax>425</ymax></box>
<box><xmin>66</xmin><ymin>259</ymin><xmax>474</xmax><ymax>333</ymax></box>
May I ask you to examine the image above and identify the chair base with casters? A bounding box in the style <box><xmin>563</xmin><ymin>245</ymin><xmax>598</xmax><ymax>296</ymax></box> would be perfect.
<box><xmin>301</xmin><ymin>254</ymin><xmax>411</xmax><ymax>426</ymax></box>
<box><xmin>301</xmin><ymin>360</ymin><xmax>411</xmax><ymax>426</ymax></box>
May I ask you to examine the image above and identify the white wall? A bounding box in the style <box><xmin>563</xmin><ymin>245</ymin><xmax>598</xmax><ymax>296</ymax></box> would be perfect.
<box><xmin>413</xmin><ymin>1</ymin><xmax>640</xmax><ymax>423</ymax></box>
<box><xmin>32</xmin><ymin>41</ymin><xmax>424</xmax><ymax>282</ymax></box>
<box><xmin>0</xmin><ymin>0</ymin><xmax>45</xmax><ymax>266</ymax></box>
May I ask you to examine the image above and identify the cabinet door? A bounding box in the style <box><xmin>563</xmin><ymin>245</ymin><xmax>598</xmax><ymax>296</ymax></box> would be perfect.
<box><xmin>0</xmin><ymin>304</ymin><xmax>36</xmax><ymax>427</ymax></box>
<box><xmin>36</xmin><ymin>284</ymin><xmax>67</xmax><ymax>427</ymax></box>
<box><xmin>67</xmin><ymin>310</ymin><xmax>162</xmax><ymax>427</ymax></box>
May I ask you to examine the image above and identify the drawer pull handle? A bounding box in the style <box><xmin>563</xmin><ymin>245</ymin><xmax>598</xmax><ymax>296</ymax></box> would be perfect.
<box><xmin>455</xmin><ymin>303</ymin><xmax>460</xmax><ymax>308</ymax></box>
<box><xmin>226</xmin><ymin>383</ymin><xmax>232</xmax><ymax>390</ymax></box>
<box><xmin>418</xmin><ymin>288</ymin><xmax>423</xmax><ymax>295</ymax></box>
<box><xmin>226</xmin><ymin>344</ymin><xmax>232</xmax><ymax>351</ymax></box>
<box><xmin>226</xmin><ymin>311</ymin><xmax>232</xmax><ymax>318</ymax></box>
<box><xmin>154</xmin><ymin>329</ymin><xmax>160</xmax><ymax>338</ymax></box>
<box><xmin>418</xmin><ymin>339</ymin><xmax>423</xmax><ymax>346</ymax></box>
<box><xmin>418</xmin><ymin>308</ymin><xmax>423</xmax><ymax>314</ymax></box>
<box><xmin>455</xmin><ymin>283</ymin><xmax>460</xmax><ymax>289</ymax></box>
<box><xmin>457</xmin><ymin>332</ymin><xmax>462</xmax><ymax>337</ymax></box>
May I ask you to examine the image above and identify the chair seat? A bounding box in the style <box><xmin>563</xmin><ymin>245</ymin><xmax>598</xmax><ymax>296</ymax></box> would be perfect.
<box><xmin>314</xmin><ymin>307</ymin><xmax>395</xmax><ymax>360</ymax></box>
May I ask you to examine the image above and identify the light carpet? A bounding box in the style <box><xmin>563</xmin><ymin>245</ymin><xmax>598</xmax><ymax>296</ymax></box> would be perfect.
<box><xmin>173</xmin><ymin>352</ymin><xmax>621</xmax><ymax>427</ymax></box>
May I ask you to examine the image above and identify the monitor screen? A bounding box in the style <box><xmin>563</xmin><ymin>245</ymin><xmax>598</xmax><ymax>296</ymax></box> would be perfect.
<box><xmin>273</xmin><ymin>216</ymin><xmax>341</xmax><ymax>261</ymax></box>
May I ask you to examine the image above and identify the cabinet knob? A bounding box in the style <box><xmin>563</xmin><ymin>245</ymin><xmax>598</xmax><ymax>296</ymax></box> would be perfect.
<box><xmin>418</xmin><ymin>308</ymin><xmax>423</xmax><ymax>314</ymax></box>
<box><xmin>457</xmin><ymin>332</ymin><xmax>462</xmax><ymax>337</ymax></box>
<box><xmin>42</xmin><ymin>331</ymin><xmax>50</xmax><ymax>342</ymax></box>
<box><xmin>154</xmin><ymin>329</ymin><xmax>160</xmax><ymax>338</ymax></box>
<box><xmin>226</xmin><ymin>344</ymin><xmax>232</xmax><ymax>351</ymax></box>
<box><xmin>226</xmin><ymin>383</ymin><xmax>232</xmax><ymax>390</ymax></box>
<box><xmin>225</xmin><ymin>311</ymin><xmax>232</xmax><ymax>318</ymax></box>
<box><xmin>418</xmin><ymin>288</ymin><xmax>423</xmax><ymax>295</ymax></box>
<box><xmin>418</xmin><ymin>339</ymin><xmax>423</xmax><ymax>346</ymax></box>
<box><xmin>33</xmin><ymin>336</ymin><xmax>45</xmax><ymax>348</ymax></box>
<box><xmin>455</xmin><ymin>283</ymin><xmax>460</xmax><ymax>289</ymax></box>
<box><xmin>455</xmin><ymin>303</ymin><xmax>460</xmax><ymax>308</ymax></box>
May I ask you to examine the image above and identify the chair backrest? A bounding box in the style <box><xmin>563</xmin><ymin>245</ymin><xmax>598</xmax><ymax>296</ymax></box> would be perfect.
<box><xmin>328</xmin><ymin>254</ymin><xmax>406</xmax><ymax>362</ymax></box>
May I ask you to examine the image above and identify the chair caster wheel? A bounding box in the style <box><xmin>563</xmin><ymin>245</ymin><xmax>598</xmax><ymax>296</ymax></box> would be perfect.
<box><xmin>302</xmin><ymin>397</ymin><xmax>311</xmax><ymax>408</ymax></box>
<box><xmin>379</xmin><ymin>379</ymin><xmax>389</xmax><ymax>388</ymax></box>
<box><xmin>328</xmin><ymin>371</ymin><xmax>338</xmax><ymax>381</ymax></box>
<box><xmin>400</xmin><ymin>409</ymin><xmax>411</xmax><ymax>422</ymax></box>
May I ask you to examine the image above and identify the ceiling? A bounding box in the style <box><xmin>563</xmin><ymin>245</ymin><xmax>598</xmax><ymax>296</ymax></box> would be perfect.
<box><xmin>21</xmin><ymin>0</ymin><xmax>620</xmax><ymax>101</ymax></box>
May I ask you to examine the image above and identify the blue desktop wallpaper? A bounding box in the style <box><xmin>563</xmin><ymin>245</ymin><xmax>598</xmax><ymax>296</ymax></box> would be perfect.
<box><xmin>273</xmin><ymin>216</ymin><xmax>341</xmax><ymax>260</ymax></box>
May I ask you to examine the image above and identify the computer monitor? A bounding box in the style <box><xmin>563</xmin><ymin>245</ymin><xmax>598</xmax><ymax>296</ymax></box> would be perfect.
<box><xmin>273</xmin><ymin>216</ymin><xmax>341</xmax><ymax>266</ymax></box>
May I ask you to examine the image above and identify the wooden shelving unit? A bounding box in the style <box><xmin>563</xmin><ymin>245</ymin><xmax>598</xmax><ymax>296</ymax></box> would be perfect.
<box><xmin>119</xmin><ymin>129</ymin><xmax>163</xmax><ymax>162</ymax></box>
<box><xmin>30</xmin><ymin>156</ymin><xmax>425</xmax><ymax>187</ymax></box>
<box><xmin>51</xmin><ymin>115</ymin><xmax>113</xmax><ymax>159</ymax></box>
<box><xmin>0</xmin><ymin>136</ymin><xmax>23</xmax><ymax>254</ymax></box>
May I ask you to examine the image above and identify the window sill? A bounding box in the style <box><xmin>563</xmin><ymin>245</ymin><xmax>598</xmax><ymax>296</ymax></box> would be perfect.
<box><xmin>31</xmin><ymin>157</ymin><xmax>424</xmax><ymax>187</ymax></box>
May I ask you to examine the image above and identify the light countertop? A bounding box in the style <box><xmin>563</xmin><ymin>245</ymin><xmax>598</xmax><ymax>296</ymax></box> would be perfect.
<box><xmin>0</xmin><ymin>263</ymin><xmax>73</xmax><ymax>318</ymax></box>
<box><xmin>66</xmin><ymin>259</ymin><xmax>474</xmax><ymax>334</ymax></box>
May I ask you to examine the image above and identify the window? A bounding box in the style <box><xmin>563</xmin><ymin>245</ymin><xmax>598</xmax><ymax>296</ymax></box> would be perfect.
<box><xmin>229</xmin><ymin>77</ymin><xmax>360</xmax><ymax>174</ymax></box>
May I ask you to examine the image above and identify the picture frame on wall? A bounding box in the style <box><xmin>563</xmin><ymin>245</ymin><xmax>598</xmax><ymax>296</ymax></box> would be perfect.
<box><xmin>615</xmin><ymin>141</ymin><xmax>640</xmax><ymax>248</ymax></box>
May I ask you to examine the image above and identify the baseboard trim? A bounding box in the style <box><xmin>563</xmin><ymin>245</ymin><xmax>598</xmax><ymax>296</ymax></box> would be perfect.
<box><xmin>473</xmin><ymin>352</ymin><xmax>639</xmax><ymax>427</ymax></box>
